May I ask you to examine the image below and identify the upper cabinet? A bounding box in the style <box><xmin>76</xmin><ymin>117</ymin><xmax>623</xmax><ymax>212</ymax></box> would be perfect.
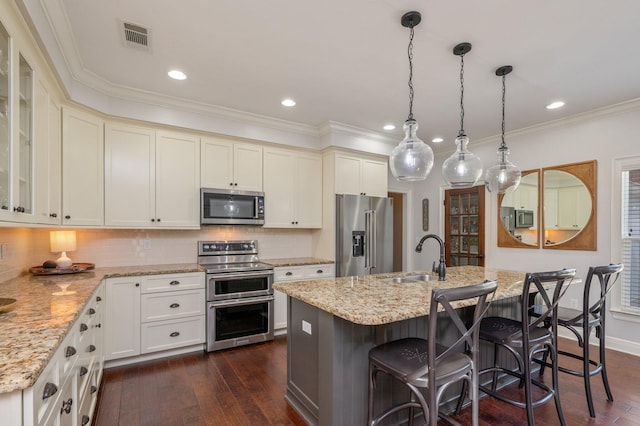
<box><xmin>0</xmin><ymin>23</ymin><xmax>37</xmax><ymax>223</ymax></box>
<box><xmin>333</xmin><ymin>152</ymin><xmax>388</xmax><ymax>197</ymax></box>
<box><xmin>263</xmin><ymin>147</ymin><xmax>322</xmax><ymax>228</ymax></box>
<box><xmin>104</xmin><ymin>123</ymin><xmax>200</xmax><ymax>228</ymax></box>
<box><xmin>201</xmin><ymin>137</ymin><xmax>262</xmax><ymax>192</ymax></box>
<box><xmin>62</xmin><ymin>107</ymin><xmax>104</xmax><ymax>226</ymax></box>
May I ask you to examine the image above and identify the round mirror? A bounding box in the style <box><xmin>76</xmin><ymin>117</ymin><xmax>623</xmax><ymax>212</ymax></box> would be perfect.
<box><xmin>543</xmin><ymin>170</ymin><xmax>592</xmax><ymax>246</ymax></box>
<box><xmin>499</xmin><ymin>171</ymin><xmax>539</xmax><ymax>247</ymax></box>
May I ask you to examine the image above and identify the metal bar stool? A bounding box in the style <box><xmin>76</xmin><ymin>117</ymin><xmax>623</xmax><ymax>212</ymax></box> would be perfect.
<box><xmin>476</xmin><ymin>268</ymin><xmax>576</xmax><ymax>426</ymax></box>
<box><xmin>367</xmin><ymin>280</ymin><xmax>497</xmax><ymax>426</ymax></box>
<box><xmin>534</xmin><ymin>263</ymin><xmax>623</xmax><ymax>417</ymax></box>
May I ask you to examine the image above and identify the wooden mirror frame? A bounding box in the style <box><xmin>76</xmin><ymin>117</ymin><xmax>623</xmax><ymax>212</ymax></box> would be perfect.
<box><xmin>497</xmin><ymin>169</ymin><xmax>540</xmax><ymax>249</ymax></box>
<box><xmin>542</xmin><ymin>160</ymin><xmax>597</xmax><ymax>251</ymax></box>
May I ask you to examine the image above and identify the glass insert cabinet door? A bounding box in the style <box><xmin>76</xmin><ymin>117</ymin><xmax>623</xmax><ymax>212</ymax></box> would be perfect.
<box><xmin>0</xmin><ymin>23</ymin><xmax>9</xmax><ymax>210</ymax></box>
<box><xmin>444</xmin><ymin>185</ymin><xmax>485</xmax><ymax>267</ymax></box>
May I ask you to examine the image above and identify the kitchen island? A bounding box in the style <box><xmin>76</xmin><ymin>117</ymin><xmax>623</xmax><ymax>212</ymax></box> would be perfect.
<box><xmin>273</xmin><ymin>266</ymin><xmax>532</xmax><ymax>426</ymax></box>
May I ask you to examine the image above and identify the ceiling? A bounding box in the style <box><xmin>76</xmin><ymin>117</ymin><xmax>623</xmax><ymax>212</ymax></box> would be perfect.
<box><xmin>21</xmin><ymin>0</ymin><xmax>640</xmax><ymax>151</ymax></box>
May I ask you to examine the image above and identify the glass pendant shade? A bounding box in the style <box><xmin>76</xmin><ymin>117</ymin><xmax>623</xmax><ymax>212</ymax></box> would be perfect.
<box><xmin>484</xmin><ymin>146</ymin><xmax>521</xmax><ymax>193</ymax></box>
<box><xmin>390</xmin><ymin>119</ymin><xmax>434</xmax><ymax>181</ymax></box>
<box><xmin>442</xmin><ymin>134</ymin><xmax>483</xmax><ymax>188</ymax></box>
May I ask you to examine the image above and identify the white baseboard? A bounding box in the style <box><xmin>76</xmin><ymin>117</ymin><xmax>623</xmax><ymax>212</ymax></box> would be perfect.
<box><xmin>558</xmin><ymin>329</ymin><xmax>640</xmax><ymax>357</ymax></box>
<box><xmin>104</xmin><ymin>344</ymin><xmax>205</xmax><ymax>369</ymax></box>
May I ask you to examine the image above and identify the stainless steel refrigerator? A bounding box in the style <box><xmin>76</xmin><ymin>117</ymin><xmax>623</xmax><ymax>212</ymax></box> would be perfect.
<box><xmin>336</xmin><ymin>194</ymin><xmax>393</xmax><ymax>277</ymax></box>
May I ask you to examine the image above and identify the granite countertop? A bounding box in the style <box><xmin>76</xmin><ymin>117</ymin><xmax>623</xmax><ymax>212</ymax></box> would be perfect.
<box><xmin>261</xmin><ymin>257</ymin><xmax>334</xmax><ymax>267</ymax></box>
<box><xmin>273</xmin><ymin>266</ymin><xmax>532</xmax><ymax>326</ymax></box>
<box><xmin>0</xmin><ymin>263</ymin><xmax>204</xmax><ymax>394</ymax></box>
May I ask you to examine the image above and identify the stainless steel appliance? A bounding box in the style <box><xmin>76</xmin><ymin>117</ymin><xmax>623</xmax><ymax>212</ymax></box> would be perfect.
<box><xmin>515</xmin><ymin>209</ymin><xmax>534</xmax><ymax>228</ymax></box>
<box><xmin>500</xmin><ymin>206</ymin><xmax>515</xmax><ymax>235</ymax></box>
<box><xmin>336</xmin><ymin>194</ymin><xmax>393</xmax><ymax>277</ymax></box>
<box><xmin>198</xmin><ymin>240</ymin><xmax>274</xmax><ymax>351</ymax></box>
<box><xmin>200</xmin><ymin>188</ymin><xmax>265</xmax><ymax>225</ymax></box>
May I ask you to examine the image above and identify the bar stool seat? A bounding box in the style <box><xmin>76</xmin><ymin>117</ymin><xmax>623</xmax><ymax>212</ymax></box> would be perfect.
<box><xmin>367</xmin><ymin>280</ymin><xmax>497</xmax><ymax>426</ymax></box>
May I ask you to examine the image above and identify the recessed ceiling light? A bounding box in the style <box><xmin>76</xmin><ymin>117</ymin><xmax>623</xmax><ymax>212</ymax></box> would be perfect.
<box><xmin>432</xmin><ymin>137</ymin><xmax>444</xmax><ymax>143</ymax></box>
<box><xmin>281</xmin><ymin>99</ymin><xmax>296</xmax><ymax>107</ymax></box>
<box><xmin>383</xmin><ymin>124</ymin><xmax>396</xmax><ymax>131</ymax></box>
<box><xmin>168</xmin><ymin>70</ymin><xmax>187</xmax><ymax>80</ymax></box>
<box><xmin>546</xmin><ymin>101</ymin><xmax>565</xmax><ymax>110</ymax></box>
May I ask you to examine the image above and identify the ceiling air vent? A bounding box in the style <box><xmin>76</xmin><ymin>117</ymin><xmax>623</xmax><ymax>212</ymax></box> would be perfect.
<box><xmin>121</xmin><ymin>20</ymin><xmax>151</xmax><ymax>52</ymax></box>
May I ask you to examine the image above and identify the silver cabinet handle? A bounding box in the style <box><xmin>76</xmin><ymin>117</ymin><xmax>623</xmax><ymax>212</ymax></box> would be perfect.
<box><xmin>170</xmin><ymin>303</ymin><xmax>180</xmax><ymax>309</ymax></box>
<box><xmin>80</xmin><ymin>323</ymin><xmax>88</xmax><ymax>332</ymax></box>
<box><xmin>60</xmin><ymin>398</ymin><xmax>73</xmax><ymax>414</ymax></box>
<box><xmin>87</xmin><ymin>308</ymin><xmax>96</xmax><ymax>315</ymax></box>
<box><xmin>169</xmin><ymin>280</ymin><xmax>180</xmax><ymax>286</ymax></box>
<box><xmin>170</xmin><ymin>331</ymin><xmax>180</xmax><ymax>337</ymax></box>
<box><xmin>79</xmin><ymin>366</ymin><xmax>88</xmax><ymax>377</ymax></box>
<box><xmin>81</xmin><ymin>415</ymin><xmax>90</xmax><ymax>426</ymax></box>
<box><xmin>65</xmin><ymin>346</ymin><xmax>77</xmax><ymax>358</ymax></box>
<box><xmin>88</xmin><ymin>344</ymin><xmax>96</xmax><ymax>353</ymax></box>
<box><xmin>285</xmin><ymin>272</ymin><xmax>293</xmax><ymax>276</ymax></box>
<box><xmin>316</xmin><ymin>269</ymin><xmax>323</xmax><ymax>274</ymax></box>
<box><xmin>43</xmin><ymin>382</ymin><xmax>58</xmax><ymax>400</ymax></box>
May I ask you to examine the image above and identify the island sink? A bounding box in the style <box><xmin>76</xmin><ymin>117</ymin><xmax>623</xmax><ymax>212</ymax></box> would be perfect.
<box><xmin>382</xmin><ymin>274</ymin><xmax>432</xmax><ymax>283</ymax></box>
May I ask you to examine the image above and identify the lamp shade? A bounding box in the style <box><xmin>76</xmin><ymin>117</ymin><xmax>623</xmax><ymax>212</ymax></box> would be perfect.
<box><xmin>50</xmin><ymin>230</ymin><xmax>76</xmax><ymax>253</ymax></box>
<box><xmin>442</xmin><ymin>135</ymin><xmax>483</xmax><ymax>188</ymax></box>
<box><xmin>390</xmin><ymin>119</ymin><xmax>434</xmax><ymax>181</ymax></box>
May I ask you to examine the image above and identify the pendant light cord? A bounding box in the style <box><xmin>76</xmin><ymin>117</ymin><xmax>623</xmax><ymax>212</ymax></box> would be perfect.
<box><xmin>500</xmin><ymin>73</ymin><xmax>507</xmax><ymax>148</ymax></box>
<box><xmin>458</xmin><ymin>52</ymin><xmax>465</xmax><ymax>136</ymax></box>
<box><xmin>407</xmin><ymin>24</ymin><xmax>415</xmax><ymax>121</ymax></box>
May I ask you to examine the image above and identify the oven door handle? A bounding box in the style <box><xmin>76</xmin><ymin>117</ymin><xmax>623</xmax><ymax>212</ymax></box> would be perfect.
<box><xmin>210</xmin><ymin>295</ymin><xmax>274</xmax><ymax>308</ymax></box>
<box><xmin>209</xmin><ymin>270</ymin><xmax>273</xmax><ymax>281</ymax></box>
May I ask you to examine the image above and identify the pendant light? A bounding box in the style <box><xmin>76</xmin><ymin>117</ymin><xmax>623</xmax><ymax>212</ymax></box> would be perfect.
<box><xmin>484</xmin><ymin>65</ymin><xmax>521</xmax><ymax>194</ymax></box>
<box><xmin>442</xmin><ymin>43</ymin><xmax>483</xmax><ymax>188</ymax></box>
<box><xmin>389</xmin><ymin>11</ymin><xmax>434</xmax><ymax>182</ymax></box>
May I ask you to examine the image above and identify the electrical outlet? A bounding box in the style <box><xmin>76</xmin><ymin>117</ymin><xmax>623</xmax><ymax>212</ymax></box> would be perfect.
<box><xmin>143</xmin><ymin>239</ymin><xmax>151</xmax><ymax>250</ymax></box>
<box><xmin>570</xmin><ymin>298</ymin><xmax>578</xmax><ymax>309</ymax></box>
<box><xmin>302</xmin><ymin>320</ymin><xmax>312</xmax><ymax>335</ymax></box>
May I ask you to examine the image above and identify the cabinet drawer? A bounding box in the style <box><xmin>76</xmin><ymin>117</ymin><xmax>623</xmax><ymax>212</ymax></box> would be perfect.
<box><xmin>274</xmin><ymin>266</ymin><xmax>305</xmax><ymax>281</ymax></box>
<box><xmin>30</xmin><ymin>351</ymin><xmax>61</xmax><ymax>426</ymax></box>
<box><xmin>140</xmin><ymin>272</ymin><xmax>204</xmax><ymax>293</ymax></box>
<box><xmin>141</xmin><ymin>289</ymin><xmax>205</xmax><ymax>322</ymax></box>
<box><xmin>141</xmin><ymin>316</ymin><xmax>205</xmax><ymax>353</ymax></box>
<box><xmin>305</xmin><ymin>264</ymin><xmax>334</xmax><ymax>279</ymax></box>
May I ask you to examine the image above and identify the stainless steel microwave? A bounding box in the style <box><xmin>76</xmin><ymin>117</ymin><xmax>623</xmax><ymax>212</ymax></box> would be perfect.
<box><xmin>200</xmin><ymin>188</ymin><xmax>265</xmax><ymax>225</ymax></box>
<box><xmin>515</xmin><ymin>209</ymin><xmax>534</xmax><ymax>228</ymax></box>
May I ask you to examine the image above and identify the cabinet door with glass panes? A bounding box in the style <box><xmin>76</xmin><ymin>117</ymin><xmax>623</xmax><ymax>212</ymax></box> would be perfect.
<box><xmin>444</xmin><ymin>186</ymin><xmax>485</xmax><ymax>267</ymax></box>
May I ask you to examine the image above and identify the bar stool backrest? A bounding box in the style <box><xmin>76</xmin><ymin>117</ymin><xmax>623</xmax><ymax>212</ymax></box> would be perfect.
<box><xmin>407</xmin><ymin>280</ymin><xmax>498</xmax><ymax>383</ymax></box>
<box><xmin>582</xmin><ymin>263</ymin><xmax>623</xmax><ymax>322</ymax></box>
<box><xmin>523</xmin><ymin>269</ymin><xmax>576</xmax><ymax>346</ymax></box>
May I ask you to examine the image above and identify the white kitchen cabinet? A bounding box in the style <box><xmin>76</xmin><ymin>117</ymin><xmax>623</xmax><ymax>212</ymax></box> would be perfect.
<box><xmin>105</xmin><ymin>272</ymin><xmax>205</xmax><ymax>363</ymax></box>
<box><xmin>104</xmin><ymin>125</ymin><xmax>200</xmax><ymax>228</ymax></box>
<box><xmin>23</xmin><ymin>283</ymin><xmax>104</xmax><ymax>426</ymax></box>
<box><xmin>333</xmin><ymin>152</ymin><xmax>388</xmax><ymax>197</ymax></box>
<box><xmin>544</xmin><ymin>188</ymin><xmax>558</xmax><ymax>229</ymax></box>
<box><xmin>263</xmin><ymin>147</ymin><xmax>322</xmax><ymax>228</ymax></box>
<box><xmin>62</xmin><ymin>107</ymin><xmax>104</xmax><ymax>226</ymax></box>
<box><xmin>273</xmin><ymin>264</ymin><xmax>334</xmax><ymax>333</ymax></box>
<box><xmin>201</xmin><ymin>136</ymin><xmax>263</xmax><ymax>191</ymax></box>
<box><xmin>33</xmin><ymin>80</ymin><xmax>61</xmax><ymax>225</ymax></box>
<box><xmin>104</xmin><ymin>276</ymin><xmax>141</xmax><ymax>360</ymax></box>
<box><xmin>0</xmin><ymin>27</ymin><xmax>36</xmax><ymax>223</ymax></box>
<box><xmin>557</xmin><ymin>185</ymin><xmax>591</xmax><ymax>229</ymax></box>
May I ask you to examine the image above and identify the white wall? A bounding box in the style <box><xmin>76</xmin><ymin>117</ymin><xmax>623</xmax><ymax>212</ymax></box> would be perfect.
<box><xmin>401</xmin><ymin>101</ymin><xmax>640</xmax><ymax>354</ymax></box>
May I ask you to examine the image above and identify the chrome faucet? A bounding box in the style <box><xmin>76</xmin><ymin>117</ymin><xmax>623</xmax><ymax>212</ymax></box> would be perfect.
<box><xmin>415</xmin><ymin>234</ymin><xmax>446</xmax><ymax>281</ymax></box>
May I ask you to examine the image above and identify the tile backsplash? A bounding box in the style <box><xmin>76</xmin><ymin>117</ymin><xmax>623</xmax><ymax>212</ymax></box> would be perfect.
<box><xmin>0</xmin><ymin>226</ymin><xmax>316</xmax><ymax>282</ymax></box>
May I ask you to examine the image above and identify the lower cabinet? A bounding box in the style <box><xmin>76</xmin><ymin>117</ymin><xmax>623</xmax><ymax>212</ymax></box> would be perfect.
<box><xmin>23</xmin><ymin>282</ymin><xmax>104</xmax><ymax>426</ymax></box>
<box><xmin>273</xmin><ymin>264</ymin><xmax>334</xmax><ymax>333</ymax></box>
<box><xmin>105</xmin><ymin>272</ymin><xmax>205</xmax><ymax>362</ymax></box>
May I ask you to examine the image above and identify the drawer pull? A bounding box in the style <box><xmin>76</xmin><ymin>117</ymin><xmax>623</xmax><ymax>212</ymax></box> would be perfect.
<box><xmin>170</xmin><ymin>303</ymin><xmax>180</xmax><ymax>309</ymax></box>
<box><xmin>43</xmin><ymin>382</ymin><xmax>58</xmax><ymax>400</ymax></box>
<box><xmin>316</xmin><ymin>269</ymin><xmax>323</xmax><ymax>274</ymax></box>
<box><xmin>80</xmin><ymin>323</ymin><xmax>88</xmax><ymax>332</ymax></box>
<box><xmin>87</xmin><ymin>308</ymin><xmax>96</xmax><ymax>315</ymax></box>
<box><xmin>79</xmin><ymin>366</ymin><xmax>88</xmax><ymax>377</ymax></box>
<box><xmin>65</xmin><ymin>346</ymin><xmax>77</xmax><ymax>358</ymax></box>
<box><xmin>96</xmin><ymin>296</ymin><xmax>102</xmax><ymax>302</ymax></box>
<box><xmin>88</xmin><ymin>344</ymin><xmax>96</xmax><ymax>353</ymax></box>
<box><xmin>60</xmin><ymin>398</ymin><xmax>73</xmax><ymax>415</ymax></box>
<box><xmin>285</xmin><ymin>272</ymin><xmax>293</xmax><ymax>276</ymax></box>
<box><xmin>170</xmin><ymin>331</ymin><xmax>180</xmax><ymax>337</ymax></box>
<box><xmin>90</xmin><ymin>385</ymin><xmax>98</xmax><ymax>395</ymax></box>
<box><xmin>95</xmin><ymin>323</ymin><xmax>102</xmax><ymax>328</ymax></box>
<box><xmin>81</xmin><ymin>415</ymin><xmax>90</xmax><ymax>426</ymax></box>
<box><xmin>170</xmin><ymin>280</ymin><xmax>180</xmax><ymax>286</ymax></box>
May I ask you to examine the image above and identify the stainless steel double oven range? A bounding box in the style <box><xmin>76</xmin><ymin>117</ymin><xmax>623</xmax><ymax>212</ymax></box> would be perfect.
<box><xmin>198</xmin><ymin>240</ymin><xmax>274</xmax><ymax>352</ymax></box>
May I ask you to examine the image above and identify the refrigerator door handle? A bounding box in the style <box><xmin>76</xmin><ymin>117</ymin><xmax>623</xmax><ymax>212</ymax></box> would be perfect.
<box><xmin>364</xmin><ymin>210</ymin><xmax>370</xmax><ymax>269</ymax></box>
<box><xmin>370</xmin><ymin>209</ymin><xmax>377</xmax><ymax>271</ymax></box>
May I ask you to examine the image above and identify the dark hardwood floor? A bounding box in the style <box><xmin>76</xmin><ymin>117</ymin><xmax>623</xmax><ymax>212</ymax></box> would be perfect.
<box><xmin>95</xmin><ymin>336</ymin><xmax>640</xmax><ymax>425</ymax></box>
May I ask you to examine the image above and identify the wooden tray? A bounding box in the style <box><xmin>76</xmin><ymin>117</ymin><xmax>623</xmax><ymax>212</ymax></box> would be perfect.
<box><xmin>29</xmin><ymin>262</ymin><xmax>95</xmax><ymax>275</ymax></box>
<box><xmin>0</xmin><ymin>298</ymin><xmax>16</xmax><ymax>313</ymax></box>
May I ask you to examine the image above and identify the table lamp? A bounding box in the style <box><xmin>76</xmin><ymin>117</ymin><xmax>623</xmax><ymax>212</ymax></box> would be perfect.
<box><xmin>50</xmin><ymin>230</ymin><xmax>76</xmax><ymax>268</ymax></box>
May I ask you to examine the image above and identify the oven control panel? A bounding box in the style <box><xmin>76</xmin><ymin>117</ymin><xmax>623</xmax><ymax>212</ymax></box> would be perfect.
<box><xmin>198</xmin><ymin>240</ymin><xmax>257</xmax><ymax>256</ymax></box>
